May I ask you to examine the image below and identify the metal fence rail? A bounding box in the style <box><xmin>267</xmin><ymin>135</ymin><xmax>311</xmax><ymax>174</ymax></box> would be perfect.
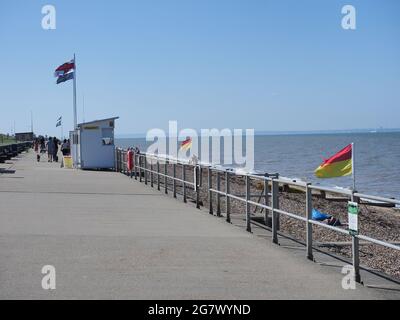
<box><xmin>115</xmin><ymin>148</ymin><xmax>400</xmax><ymax>283</ymax></box>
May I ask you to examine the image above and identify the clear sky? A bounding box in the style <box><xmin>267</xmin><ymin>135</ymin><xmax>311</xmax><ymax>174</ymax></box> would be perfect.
<box><xmin>1</xmin><ymin>0</ymin><xmax>399</xmax><ymax>137</ymax></box>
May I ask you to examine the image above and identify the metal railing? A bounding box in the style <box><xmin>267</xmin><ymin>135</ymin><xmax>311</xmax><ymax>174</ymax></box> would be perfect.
<box><xmin>0</xmin><ymin>142</ymin><xmax>32</xmax><ymax>163</ymax></box>
<box><xmin>115</xmin><ymin>148</ymin><xmax>400</xmax><ymax>283</ymax></box>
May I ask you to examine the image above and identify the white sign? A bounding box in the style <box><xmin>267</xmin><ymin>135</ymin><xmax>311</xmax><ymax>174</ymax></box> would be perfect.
<box><xmin>348</xmin><ymin>201</ymin><xmax>359</xmax><ymax>234</ymax></box>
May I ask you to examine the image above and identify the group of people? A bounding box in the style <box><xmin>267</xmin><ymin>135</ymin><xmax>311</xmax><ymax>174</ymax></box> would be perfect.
<box><xmin>34</xmin><ymin>137</ymin><xmax>71</xmax><ymax>162</ymax></box>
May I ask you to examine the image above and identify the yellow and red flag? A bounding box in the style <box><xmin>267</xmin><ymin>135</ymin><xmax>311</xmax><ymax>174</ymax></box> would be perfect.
<box><xmin>180</xmin><ymin>137</ymin><xmax>192</xmax><ymax>151</ymax></box>
<box><xmin>314</xmin><ymin>144</ymin><xmax>353</xmax><ymax>178</ymax></box>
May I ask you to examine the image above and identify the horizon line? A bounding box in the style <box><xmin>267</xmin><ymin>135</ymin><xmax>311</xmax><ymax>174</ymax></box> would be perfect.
<box><xmin>115</xmin><ymin>127</ymin><xmax>400</xmax><ymax>139</ymax></box>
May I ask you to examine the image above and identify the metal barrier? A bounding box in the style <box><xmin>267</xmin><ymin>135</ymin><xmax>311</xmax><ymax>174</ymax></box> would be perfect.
<box><xmin>115</xmin><ymin>148</ymin><xmax>400</xmax><ymax>283</ymax></box>
<box><xmin>0</xmin><ymin>142</ymin><xmax>32</xmax><ymax>163</ymax></box>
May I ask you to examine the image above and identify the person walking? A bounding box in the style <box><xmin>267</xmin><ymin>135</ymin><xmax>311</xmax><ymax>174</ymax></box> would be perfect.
<box><xmin>53</xmin><ymin>137</ymin><xmax>59</xmax><ymax>162</ymax></box>
<box><xmin>34</xmin><ymin>138</ymin><xmax>40</xmax><ymax>162</ymax></box>
<box><xmin>40</xmin><ymin>136</ymin><xmax>46</xmax><ymax>153</ymax></box>
<box><xmin>47</xmin><ymin>137</ymin><xmax>55</xmax><ymax>162</ymax></box>
<box><xmin>61</xmin><ymin>139</ymin><xmax>70</xmax><ymax>156</ymax></box>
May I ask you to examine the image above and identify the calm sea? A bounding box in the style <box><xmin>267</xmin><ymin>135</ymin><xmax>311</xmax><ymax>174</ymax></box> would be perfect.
<box><xmin>116</xmin><ymin>132</ymin><xmax>400</xmax><ymax>199</ymax></box>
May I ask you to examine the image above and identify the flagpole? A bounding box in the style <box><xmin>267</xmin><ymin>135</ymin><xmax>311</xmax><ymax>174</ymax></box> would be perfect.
<box><xmin>352</xmin><ymin>142</ymin><xmax>356</xmax><ymax>191</ymax></box>
<box><xmin>73</xmin><ymin>53</ymin><xmax>77</xmax><ymax>130</ymax></box>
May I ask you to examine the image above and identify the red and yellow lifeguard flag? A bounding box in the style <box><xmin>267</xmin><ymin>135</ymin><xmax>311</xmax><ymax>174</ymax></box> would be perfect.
<box><xmin>314</xmin><ymin>144</ymin><xmax>353</xmax><ymax>178</ymax></box>
<box><xmin>180</xmin><ymin>137</ymin><xmax>192</xmax><ymax>151</ymax></box>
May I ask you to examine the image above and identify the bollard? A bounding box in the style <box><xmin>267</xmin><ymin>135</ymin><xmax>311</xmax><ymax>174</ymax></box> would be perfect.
<box><xmin>216</xmin><ymin>172</ymin><xmax>221</xmax><ymax>217</ymax></box>
<box><xmin>173</xmin><ymin>163</ymin><xmax>177</xmax><ymax>198</ymax></box>
<box><xmin>183</xmin><ymin>164</ymin><xmax>187</xmax><ymax>203</ymax></box>
<box><xmin>226</xmin><ymin>171</ymin><xmax>231</xmax><ymax>223</ymax></box>
<box><xmin>208</xmin><ymin>167</ymin><xmax>213</xmax><ymax>215</ymax></box>
<box><xmin>245</xmin><ymin>175</ymin><xmax>251</xmax><ymax>232</ymax></box>
<box><xmin>271</xmin><ymin>179</ymin><xmax>279</xmax><ymax>244</ymax></box>
<box><xmin>306</xmin><ymin>184</ymin><xmax>313</xmax><ymax>261</ymax></box>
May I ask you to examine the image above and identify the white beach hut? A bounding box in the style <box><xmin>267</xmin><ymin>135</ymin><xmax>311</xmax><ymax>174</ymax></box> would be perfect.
<box><xmin>70</xmin><ymin>117</ymin><xmax>119</xmax><ymax>170</ymax></box>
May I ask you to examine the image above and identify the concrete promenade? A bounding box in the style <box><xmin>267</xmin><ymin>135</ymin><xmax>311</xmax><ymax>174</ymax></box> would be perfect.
<box><xmin>0</xmin><ymin>151</ymin><xmax>399</xmax><ymax>299</ymax></box>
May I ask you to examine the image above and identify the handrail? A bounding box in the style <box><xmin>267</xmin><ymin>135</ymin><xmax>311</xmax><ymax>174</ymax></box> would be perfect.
<box><xmin>115</xmin><ymin>147</ymin><xmax>400</xmax><ymax>283</ymax></box>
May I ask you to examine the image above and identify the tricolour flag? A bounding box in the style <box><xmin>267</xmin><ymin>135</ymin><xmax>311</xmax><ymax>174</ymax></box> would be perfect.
<box><xmin>55</xmin><ymin>60</ymin><xmax>75</xmax><ymax>84</ymax></box>
<box><xmin>180</xmin><ymin>137</ymin><xmax>192</xmax><ymax>151</ymax></box>
<box><xmin>54</xmin><ymin>61</ymin><xmax>75</xmax><ymax>77</ymax></box>
<box><xmin>56</xmin><ymin>72</ymin><xmax>74</xmax><ymax>84</ymax></box>
<box><xmin>314</xmin><ymin>144</ymin><xmax>352</xmax><ymax>178</ymax></box>
<box><xmin>56</xmin><ymin>116</ymin><xmax>62</xmax><ymax>127</ymax></box>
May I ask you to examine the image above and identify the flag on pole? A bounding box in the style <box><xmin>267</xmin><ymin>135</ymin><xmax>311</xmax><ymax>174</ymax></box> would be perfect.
<box><xmin>314</xmin><ymin>144</ymin><xmax>353</xmax><ymax>178</ymax></box>
<box><xmin>55</xmin><ymin>60</ymin><xmax>75</xmax><ymax>84</ymax></box>
<box><xmin>54</xmin><ymin>61</ymin><xmax>75</xmax><ymax>77</ymax></box>
<box><xmin>56</xmin><ymin>72</ymin><xmax>74</xmax><ymax>84</ymax></box>
<box><xmin>56</xmin><ymin>116</ymin><xmax>62</xmax><ymax>127</ymax></box>
<box><xmin>180</xmin><ymin>137</ymin><xmax>192</xmax><ymax>151</ymax></box>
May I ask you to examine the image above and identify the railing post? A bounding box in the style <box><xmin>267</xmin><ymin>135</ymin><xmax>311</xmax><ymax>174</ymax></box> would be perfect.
<box><xmin>123</xmin><ymin>151</ymin><xmax>127</xmax><ymax>175</ymax></box>
<box><xmin>226</xmin><ymin>171</ymin><xmax>231</xmax><ymax>223</ymax></box>
<box><xmin>144</xmin><ymin>155</ymin><xmax>148</xmax><ymax>185</ymax></box>
<box><xmin>246</xmin><ymin>175</ymin><xmax>251</xmax><ymax>232</ymax></box>
<box><xmin>271</xmin><ymin>179</ymin><xmax>279</xmax><ymax>244</ymax></box>
<box><xmin>119</xmin><ymin>149</ymin><xmax>122</xmax><ymax>172</ymax></box>
<box><xmin>122</xmin><ymin>151</ymin><xmax>125</xmax><ymax>174</ymax></box>
<box><xmin>216</xmin><ymin>171</ymin><xmax>221</xmax><ymax>217</ymax></box>
<box><xmin>351</xmin><ymin>192</ymin><xmax>361</xmax><ymax>283</ymax></box>
<box><xmin>264</xmin><ymin>174</ymin><xmax>269</xmax><ymax>225</ymax></box>
<box><xmin>306</xmin><ymin>184</ymin><xmax>313</xmax><ymax>261</ymax></box>
<box><xmin>115</xmin><ymin>149</ymin><xmax>118</xmax><ymax>172</ymax></box>
<box><xmin>208</xmin><ymin>167</ymin><xmax>213</xmax><ymax>215</ymax></box>
<box><xmin>117</xmin><ymin>148</ymin><xmax>120</xmax><ymax>172</ymax></box>
<box><xmin>164</xmin><ymin>160</ymin><xmax>168</xmax><ymax>194</ymax></box>
<box><xmin>276</xmin><ymin>175</ymin><xmax>280</xmax><ymax>231</ymax></box>
<box><xmin>182</xmin><ymin>163</ymin><xmax>187</xmax><ymax>203</ymax></box>
<box><xmin>157</xmin><ymin>161</ymin><xmax>160</xmax><ymax>191</ymax></box>
<box><xmin>134</xmin><ymin>153</ymin><xmax>138</xmax><ymax>180</ymax></box>
<box><xmin>150</xmin><ymin>159</ymin><xmax>154</xmax><ymax>187</ymax></box>
<box><xmin>196</xmin><ymin>165</ymin><xmax>200</xmax><ymax>209</ymax></box>
<box><xmin>139</xmin><ymin>155</ymin><xmax>143</xmax><ymax>183</ymax></box>
<box><xmin>116</xmin><ymin>149</ymin><xmax>119</xmax><ymax>172</ymax></box>
<box><xmin>129</xmin><ymin>151</ymin><xmax>133</xmax><ymax>179</ymax></box>
<box><xmin>173</xmin><ymin>163</ymin><xmax>177</xmax><ymax>198</ymax></box>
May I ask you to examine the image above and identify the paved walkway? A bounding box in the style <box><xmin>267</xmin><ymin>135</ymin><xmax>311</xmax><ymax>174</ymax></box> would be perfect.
<box><xmin>0</xmin><ymin>151</ymin><xmax>399</xmax><ymax>299</ymax></box>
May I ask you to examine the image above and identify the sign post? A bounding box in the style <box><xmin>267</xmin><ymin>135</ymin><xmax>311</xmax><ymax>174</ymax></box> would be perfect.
<box><xmin>348</xmin><ymin>201</ymin><xmax>359</xmax><ymax>235</ymax></box>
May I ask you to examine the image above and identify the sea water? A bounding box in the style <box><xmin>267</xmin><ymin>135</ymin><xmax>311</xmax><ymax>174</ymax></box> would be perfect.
<box><xmin>116</xmin><ymin>132</ymin><xmax>400</xmax><ymax>199</ymax></box>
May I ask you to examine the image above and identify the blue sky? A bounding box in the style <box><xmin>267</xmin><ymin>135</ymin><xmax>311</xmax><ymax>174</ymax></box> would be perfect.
<box><xmin>0</xmin><ymin>0</ymin><xmax>399</xmax><ymax>137</ymax></box>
